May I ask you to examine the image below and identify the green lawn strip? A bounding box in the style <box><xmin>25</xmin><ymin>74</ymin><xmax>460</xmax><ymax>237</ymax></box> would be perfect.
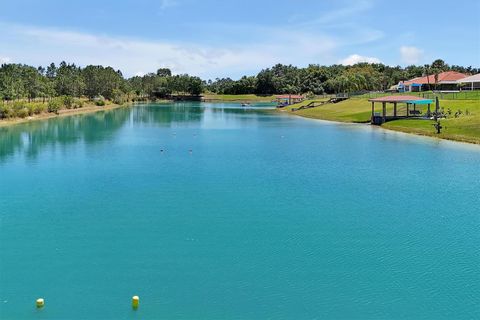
<box><xmin>288</xmin><ymin>98</ymin><xmax>372</xmax><ymax>123</ymax></box>
<box><xmin>384</xmin><ymin>100</ymin><xmax>480</xmax><ymax>144</ymax></box>
<box><xmin>384</xmin><ymin>118</ymin><xmax>480</xmax><ymax>144</ymax></box>
<box><xmin>283</xmin><ymin>99</ymin><xmax>329</xmax><ymax>111</ymax></box>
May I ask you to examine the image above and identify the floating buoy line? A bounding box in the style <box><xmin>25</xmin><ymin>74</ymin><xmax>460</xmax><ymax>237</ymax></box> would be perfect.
<box><xmin>34</xmin><ymin>296</ymin><xmax>140</xmax><ymax>310</ymax></box>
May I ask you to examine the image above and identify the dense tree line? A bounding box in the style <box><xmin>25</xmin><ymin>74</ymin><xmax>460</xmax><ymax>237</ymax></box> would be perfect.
<box><xmin>0</xmin><ymin>62</ymin><xmax>203</xmax><ymax>103</ymax></box>
<box><xmin>1</xmin><ymin>59</ymin><xmax>478</xmax><ymax>104</ymax></box>
<box><xmin>206</xmin><ymin>60</ymin><xmax>479</xmax><ymax>95</ymax></box>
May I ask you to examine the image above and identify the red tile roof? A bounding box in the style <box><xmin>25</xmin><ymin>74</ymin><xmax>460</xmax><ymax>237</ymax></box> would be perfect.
<box><xmin>404</xmin><ymin>71</ymin><xmax>467</xmax><ymax>85</ymax></box>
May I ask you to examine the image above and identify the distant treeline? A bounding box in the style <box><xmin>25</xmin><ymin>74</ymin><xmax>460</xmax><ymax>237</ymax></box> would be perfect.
<box><xmin>206</xmin><ymin>60</ymin><xmax>479</xmax><ymax>95</ymax></box>
<box><xmin>0</xmin><ymin>59</ymin><xmax>478</xmax><ymax>103</ymax></box>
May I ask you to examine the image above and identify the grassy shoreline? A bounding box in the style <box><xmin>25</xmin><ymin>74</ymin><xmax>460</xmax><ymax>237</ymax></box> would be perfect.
<box><xmin>282</xmin><ymin>97</ymin><xmax>480</xmax><ymax>145</ymax></box>
<box><xmin>2</xmin><ymin>95</ymin><xmax>478</xmax><ymax>145</ymax></box>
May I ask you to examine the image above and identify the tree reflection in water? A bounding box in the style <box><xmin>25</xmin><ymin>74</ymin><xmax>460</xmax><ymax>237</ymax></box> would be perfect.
<box><xmin>0</xmin><ymin>102</ymin><xmax>276</xmax><ymax>162</ymax></box>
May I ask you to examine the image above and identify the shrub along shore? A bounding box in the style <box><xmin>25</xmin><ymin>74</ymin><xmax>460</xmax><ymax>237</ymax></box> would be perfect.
<box><xmin>0</xmin><ymin>98</ymin><xmax>128</xmax><ymax>127</ymax></box>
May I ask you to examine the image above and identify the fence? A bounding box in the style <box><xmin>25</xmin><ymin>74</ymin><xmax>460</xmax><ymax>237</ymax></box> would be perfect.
<box><xmin>351</xmin><ymin>91</ymin><xmax>480</xmax><ymax>100</ymax></box>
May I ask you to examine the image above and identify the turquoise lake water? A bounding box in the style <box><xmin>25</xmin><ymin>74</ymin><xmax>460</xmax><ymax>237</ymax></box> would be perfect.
<box><xmin>0</xmin><ymin>102</ymin><xmax>479</xmax><ymax>319</ymax></box>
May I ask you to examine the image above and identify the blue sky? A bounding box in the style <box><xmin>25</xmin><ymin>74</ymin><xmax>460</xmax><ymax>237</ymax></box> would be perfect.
<box><xmin>0</xmin><ymin>0</ymin><xmax>479</xmax><ymax>79</ymax></box>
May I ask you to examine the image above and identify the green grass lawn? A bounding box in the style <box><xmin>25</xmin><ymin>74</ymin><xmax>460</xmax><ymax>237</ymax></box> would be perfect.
<box><xmin>286</xmin><ymin>98</ymin><xmax>372</xmax><ymax>123</ymax></box>
<box><xmin>383</xmin><ymin>100</ymin><xmax>480</xmax><ymax>144</ymax></box>
<box><xmin>202</xmin><ymin>94</ymin><xmax>276</xmax><ymax>102</ymax></box>
<box><xmin>286</xmin><ymin>97</ymin><xmax>480</xmax><ymax>144</ymax></box>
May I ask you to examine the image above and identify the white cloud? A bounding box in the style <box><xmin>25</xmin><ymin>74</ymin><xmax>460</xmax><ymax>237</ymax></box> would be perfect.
<box><xmin>339</xmin><ymin>54</ymin><xmax>381</xmax><ymax>65</ymax></box>
<box><xmin>0</xmin><ymin>1</ymin><xmax>392</xmax><ymax>78</ymax></box>
<box><xmin>294</xmin><ymin>0</ymin><xmax>384</xmax><ymax>49</ymax></box>
<box><xmin>159</xmin><ymin>0</ymin><xmax>179</xmax><ymax>11</ymax></box>
<box><xmin>400</xmin><ymin>46</ymin><xmax>424</xmax><ymax>64</ymax></box>
<box><xmin>0</xmin><ymin>1</ymin><xmax>386</xmax><ymax>81</ymax></box>
<box><xmin>0</xmin><ymin>56</ymin><xmax>11</xmax><ymax>64</ymax></box>
<box><xmin>0</xmin><ymin>23</ymin><xmax>340</xmax><ymax>78</ymax></box>
<box><xmin>0</xmin><ymin>0</ymin><xmax>391</xmax><ymax>79</ymax></box>
<box><xmin>302</xmin><ymin>0</ymin><xmax>374</xmax><ymax>26</ymax></box>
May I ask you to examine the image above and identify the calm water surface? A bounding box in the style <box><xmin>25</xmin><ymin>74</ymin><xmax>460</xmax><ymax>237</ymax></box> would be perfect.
<box><xmin>0</xmin><ymin>102</ymin><xmax>479</xmax><ymax>319</ymax></box>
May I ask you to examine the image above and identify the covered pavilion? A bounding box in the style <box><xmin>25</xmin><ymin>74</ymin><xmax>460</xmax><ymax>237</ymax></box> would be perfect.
<box><xmin>369</xmin><ymin>95</ymin><xmax>434</xmax><ymax>125</ymax></box>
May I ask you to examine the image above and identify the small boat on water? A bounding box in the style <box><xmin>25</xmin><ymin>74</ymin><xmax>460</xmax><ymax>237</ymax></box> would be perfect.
<box><xmin>242</xmin><ymin>103</ymin><xmax>251</xmax><ymax>107</ymax></box>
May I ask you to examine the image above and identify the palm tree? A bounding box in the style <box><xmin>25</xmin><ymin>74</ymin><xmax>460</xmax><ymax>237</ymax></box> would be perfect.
<box><xmin>424</xmin><ymin>64</ymin><xmax>431</xmax><ymax>91</ymax></box>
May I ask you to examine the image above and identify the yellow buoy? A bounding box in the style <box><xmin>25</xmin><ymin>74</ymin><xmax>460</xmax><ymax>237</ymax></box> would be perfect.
<box><xmin>132</xmin><ymin>296</ymin><xmax>139</xmax><ymax>309</ymax></box>
<box><xmin>36</xmin><ymin>298</ymin><xmax>44</xmax><ymax>308</ymax></box>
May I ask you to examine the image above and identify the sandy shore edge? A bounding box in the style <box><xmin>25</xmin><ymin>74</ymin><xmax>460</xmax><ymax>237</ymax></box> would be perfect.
<box><xmin>0</xmin><ymin>103</ymin><xmax>129</xmax><ymax>127</ymax></box>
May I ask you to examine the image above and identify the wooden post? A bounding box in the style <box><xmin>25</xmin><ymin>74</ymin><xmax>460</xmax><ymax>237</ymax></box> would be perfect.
<box><xmin>382</xmin><ymin>102</ymin><xmax>386</xmax><ymax>123</ymax></box>
<box><xmin>393</xmin><ymin>102</ymin><xmax>397</xmax><ymax>117</ymax></box>
<box><xmin>427</xmin><ymin>104</ymin><xmax>431</xmax><ymax>117</ymax></box>
<box><xmin>371</xmin><ymin>101</ymin><xmax>374</xmax><ymax>123</ymax></box>
<box><xmin>406</xmin><ymin>103</ymin><xmax>409</xmax><ymax>117</ymax></box>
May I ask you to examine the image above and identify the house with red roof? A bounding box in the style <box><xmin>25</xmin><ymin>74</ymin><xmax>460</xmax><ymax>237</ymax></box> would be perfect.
<box><xmin>400</xmin><ymin>71</ymin><xmax>468</xmax><ymax>92</ymax></box>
